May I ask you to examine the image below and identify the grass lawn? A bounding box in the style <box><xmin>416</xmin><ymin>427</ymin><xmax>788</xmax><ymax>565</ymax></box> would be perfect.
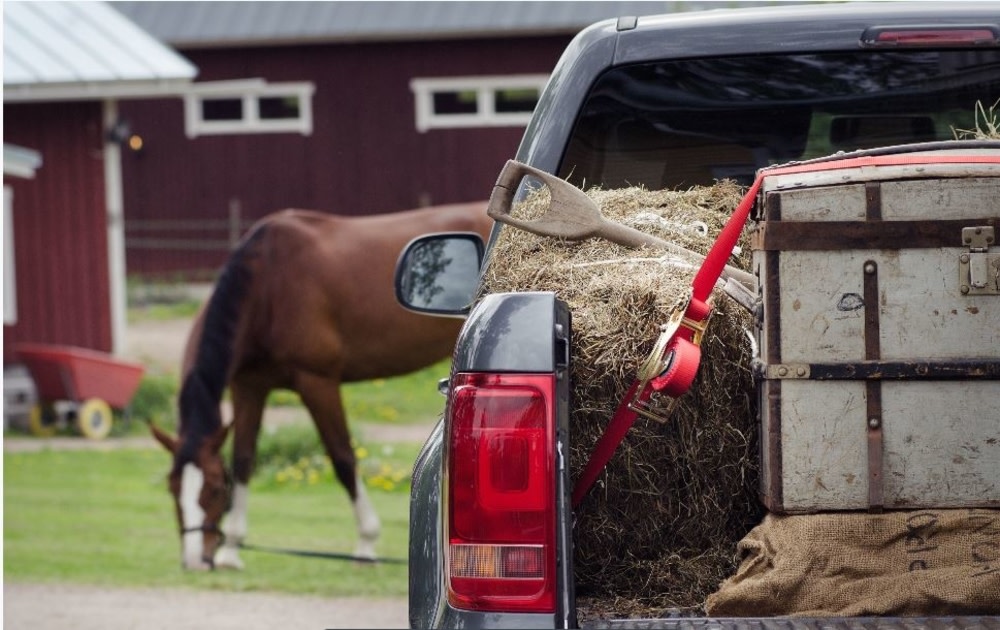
<box><xmin>3</xmin><ymin>438</ymin><xmax>419</xmax><ymax>597</ymax></box>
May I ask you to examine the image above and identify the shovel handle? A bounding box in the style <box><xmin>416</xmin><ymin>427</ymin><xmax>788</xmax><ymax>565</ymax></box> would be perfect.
<box><xmin>487</xmin><ymin>160</ymin><xmax>603</xmax><ymax>240</ymax></box>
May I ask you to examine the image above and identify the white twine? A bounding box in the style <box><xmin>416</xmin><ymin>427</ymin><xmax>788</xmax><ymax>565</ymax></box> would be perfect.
<box><xmin>626</xmin><ymin>212</ymin><xmax>742</xmax><ymax>257</ymax></box>
<box><xmin>629</xmin><ymin>212</ymin><xmax>710</xmax><ymax>238</ymax></box>
<box><xmin>570</xmin><ymin>254</ymin><xmax>697</xmax><ymax>271</ymax></box>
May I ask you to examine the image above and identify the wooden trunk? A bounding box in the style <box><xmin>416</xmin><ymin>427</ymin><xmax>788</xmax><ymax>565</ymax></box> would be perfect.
<box><xmin>752</xmin><ymin>147</ymin><xmax>1000</xmax><ymax>513</ymax></box>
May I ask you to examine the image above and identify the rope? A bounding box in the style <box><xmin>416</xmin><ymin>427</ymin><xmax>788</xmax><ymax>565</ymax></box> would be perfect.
<box><xmin>239</xmin><ymin>541</ymin><xmax>407</xmax><ymax>565</ymax></box>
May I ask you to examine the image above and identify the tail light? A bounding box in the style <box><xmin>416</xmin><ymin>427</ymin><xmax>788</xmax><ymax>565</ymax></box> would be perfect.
<box><xmin>445</xmin><ymin>372</ymin><xmax>557</xmax><ymax>613</ymax></box>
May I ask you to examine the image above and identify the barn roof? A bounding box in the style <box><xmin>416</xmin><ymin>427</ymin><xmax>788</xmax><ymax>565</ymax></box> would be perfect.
<box><xmin>3</xmin><ymin>1</ymin><xmax>197</xmax><ymax>103</ymax></box>
<box><xmin>110</xmin><ymin>1</ymin><xmax>780</xmax><ymax>48</ymax></box>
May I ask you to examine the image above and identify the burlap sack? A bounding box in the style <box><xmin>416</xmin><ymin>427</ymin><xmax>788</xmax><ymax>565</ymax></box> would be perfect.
<box><xmin>706</xmin><ymin>509</ymin><xmax>1000</xmax><ymax>617</ymax></box>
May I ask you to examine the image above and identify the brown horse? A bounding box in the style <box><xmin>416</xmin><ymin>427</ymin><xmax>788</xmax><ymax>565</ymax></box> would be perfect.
<box><xmin>150</xmin><ymin>202</ymin><xmax>492</xmax><ymax>570</ymax></box>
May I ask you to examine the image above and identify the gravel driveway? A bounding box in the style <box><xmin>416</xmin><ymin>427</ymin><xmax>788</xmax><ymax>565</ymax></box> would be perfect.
<box><xmin>4</xmin><ymin>310</ymin><xmax>421</xmax><ymax>630</ymax></box>
<box><xmin>4</xmin><ymin>582</ymin><xmax>408</xmax><ymax>630</ymax></box>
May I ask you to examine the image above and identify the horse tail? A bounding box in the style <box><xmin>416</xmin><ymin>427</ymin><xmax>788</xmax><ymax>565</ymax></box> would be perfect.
<box><xmin>177</xmin><ymin>223</ymin><xmax>269</xmax><ymax>453</ymax></box>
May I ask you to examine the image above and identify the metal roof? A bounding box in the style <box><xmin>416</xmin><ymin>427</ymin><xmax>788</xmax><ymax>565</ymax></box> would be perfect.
<box><xmin>110</xmin><ymin>1</ymin><xmax>781</xmax><ymax>48</ymax></box>
<box><xmin>3</xmin><ymin>1</ymin><xmax>198</xmax><ymax>102</ymax></box>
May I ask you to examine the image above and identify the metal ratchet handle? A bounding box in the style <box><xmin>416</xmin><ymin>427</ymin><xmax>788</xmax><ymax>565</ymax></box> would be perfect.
<box><xmin>627</xmin><ymin>387</ymin><xmax>680</xmax><ymax>424</ymax></box>
<box><xmin>636</xmin><ymin>290</ymin><xmax>692</xmax><ymax>382</ymax></box>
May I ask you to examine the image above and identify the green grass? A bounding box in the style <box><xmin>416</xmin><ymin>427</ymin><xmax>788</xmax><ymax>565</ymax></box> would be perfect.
<box><xmin>342</xmin><ymin>361</ymin><xmax>449</xmax><ymax>424</ymax></box>
<box><xmin>126</xmin><ymin>301</ymin><xmax>202</xmax><ymax>322</ymax></box>
<box><xmin>248</xmin><ymin>423</ymin><xmax>420</xmax><ymax>495</ymax></box>
<box><xmin>3</xmin><ymin>434</ymin><xmax>420</xmax><ymax>596</ymax></box>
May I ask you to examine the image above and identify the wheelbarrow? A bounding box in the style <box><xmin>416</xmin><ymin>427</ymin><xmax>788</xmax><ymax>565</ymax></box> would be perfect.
<box><xmin>13</xmin><ymin>343</ymin><xmax>145</xmax><ymax>439</ymax></box>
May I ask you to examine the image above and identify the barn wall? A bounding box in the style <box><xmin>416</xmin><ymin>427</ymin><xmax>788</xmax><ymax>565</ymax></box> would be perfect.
<box><xmin>119</xmin><ymin>34</ymin><xmax>571</xmax><ymax>278</ymax></box>
<box><xmin>3</xmin><ymin>101</ymin><xmax>113</xmax><ymax>359</ymax></box>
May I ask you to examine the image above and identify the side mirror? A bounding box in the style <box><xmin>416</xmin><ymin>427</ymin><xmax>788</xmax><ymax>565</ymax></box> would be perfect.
<box><xmin>394</xmin><ymin>232</ymin><xmax>485</xmax><ymax>316</ymax></box>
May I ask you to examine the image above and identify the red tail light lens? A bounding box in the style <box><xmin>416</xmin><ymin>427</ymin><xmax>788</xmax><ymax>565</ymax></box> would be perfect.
<box><xmin>445</xmin><ymin>372</ymin><xmax>556</xmax><ymax>613</ymax></box>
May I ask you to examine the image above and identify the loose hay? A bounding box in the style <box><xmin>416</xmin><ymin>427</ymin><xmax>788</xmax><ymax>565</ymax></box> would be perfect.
<box><xmin>480</xmin><ymin>181</ymin><xmax>766</xmax><ymax>618</ymax></box>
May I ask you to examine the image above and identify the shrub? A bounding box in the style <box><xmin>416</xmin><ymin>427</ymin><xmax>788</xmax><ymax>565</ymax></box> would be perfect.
<box><xmin>128</xmin><ymin>374</ymin><xmax>178</xmax><ymax>432</ymax></box>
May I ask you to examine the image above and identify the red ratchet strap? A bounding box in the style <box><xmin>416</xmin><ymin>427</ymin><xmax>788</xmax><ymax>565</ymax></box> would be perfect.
<box><xmin>571</xmin><ymin>152</ymin><xmax>1000</xmax><ymax>508</ymax></box>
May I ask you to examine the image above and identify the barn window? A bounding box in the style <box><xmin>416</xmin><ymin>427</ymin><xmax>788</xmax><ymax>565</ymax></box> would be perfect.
<box><xmin>433</xmin><ymin>90</ymin><xmax>479</xmax><ymax>115</ymax></box>
<box><xmin>183</xmin><ymin>80</ymin><xmax>315</xmax><ymax>137</ymax></box>
<box><xmin>201</xmin><ymin>98</ymin><xmax>243</xmax><ymax>122</ymax></box>
<box><xmin>410</xmin><ymin>75</ymin><xmax>549</xmax><ymax>132</ymax></box>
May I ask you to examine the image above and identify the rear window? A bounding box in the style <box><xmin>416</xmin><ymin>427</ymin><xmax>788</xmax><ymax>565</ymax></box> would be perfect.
<box><xmin>559</xmin><ymin>50</ymin><xmax>1000</xmax><ymax>189</ymax></box>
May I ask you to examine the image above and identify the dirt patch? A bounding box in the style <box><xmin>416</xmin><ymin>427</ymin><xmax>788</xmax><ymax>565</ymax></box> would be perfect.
<box><xmin>124</xmin><ymin>316</ymin><xmax>194</xmax><ymax>377</ymax></box>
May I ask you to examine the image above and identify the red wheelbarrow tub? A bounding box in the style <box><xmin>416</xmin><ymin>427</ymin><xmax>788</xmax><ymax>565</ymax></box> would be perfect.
<box><xmin>14</xmin><ymin>343</ymin><xmax>145</xmax><ymax>410</ymax></box>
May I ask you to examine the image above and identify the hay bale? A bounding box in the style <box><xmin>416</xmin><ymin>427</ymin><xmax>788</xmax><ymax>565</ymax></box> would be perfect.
<box><xmin>480</xmin><ymin>181</ymin><xmax>765</xmax><ymax>617</ymax></box>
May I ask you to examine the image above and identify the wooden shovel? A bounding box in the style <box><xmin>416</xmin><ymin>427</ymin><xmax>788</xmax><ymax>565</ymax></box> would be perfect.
<box><xmin>487</xmin><ymin>160</ymin><xmax>756</xmax><ymax>290</ymax></box>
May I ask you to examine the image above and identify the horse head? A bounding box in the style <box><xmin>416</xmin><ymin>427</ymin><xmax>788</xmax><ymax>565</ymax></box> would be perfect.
<box><xmin>151</xmin><ymin>420</ymin><xmax>231</xmax><ymax>571</ymax></box>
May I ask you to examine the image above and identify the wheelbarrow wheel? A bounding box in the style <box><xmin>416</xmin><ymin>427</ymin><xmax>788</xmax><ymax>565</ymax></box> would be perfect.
<box><xmin>28</xmin><ymin>403</ymin><xmax>59</xmax><ymax>437</ymax></box>
<box><xmin>77</xmin><ymin>398</ymin><xmax>113</xmax><ymax>440</ymax></box>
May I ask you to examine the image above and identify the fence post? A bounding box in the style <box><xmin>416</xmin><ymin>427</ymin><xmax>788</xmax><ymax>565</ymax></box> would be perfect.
<box><xmin>229</xmin><ymin>198</ymin><xmax>242</xmax><ymax>250</ymax></box>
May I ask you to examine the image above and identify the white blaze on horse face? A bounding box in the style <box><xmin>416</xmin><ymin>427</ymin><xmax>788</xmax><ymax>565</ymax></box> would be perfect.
<box><xmin>353</xmin><ymin>482</ymin><xmax>381</xmax><ymax>559</ymax></box>
<box><xmin>179</xmin><ymin>463</ymin><xmax>209</xmax><ymax>570</ymax></box>
<box><xmin>215</xmin><ymin>482</ymin><xmax>248</xmax><ymax>570</ymax></box>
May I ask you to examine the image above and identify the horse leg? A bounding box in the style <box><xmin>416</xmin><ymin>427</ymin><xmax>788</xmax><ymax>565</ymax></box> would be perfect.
<box><xmin>295</xmin><ymin>371</ymin><xmax>381</xmax><ymax>559</ymax></box>
<box><xmin>215</xmin><ymin>378</ymin><xmax>267</xmax><ymax>570</ymax></box>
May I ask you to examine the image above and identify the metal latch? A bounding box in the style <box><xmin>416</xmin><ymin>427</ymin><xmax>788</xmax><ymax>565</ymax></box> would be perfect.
<box><xmin>960</xmin><ymin>226</ymin><xmax>999</xmax><ymax>296</ymax></box>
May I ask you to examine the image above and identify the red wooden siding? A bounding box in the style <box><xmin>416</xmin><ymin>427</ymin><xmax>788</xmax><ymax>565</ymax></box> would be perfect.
<box><xmin>3</xmin><ymin>102</ymin><xmax>113</xmax><ymax>359</ymax></box>
<box><xmin>119</xmin><ymin>35</ymin><xmax>571</xmax><ymax>278</ymax></box>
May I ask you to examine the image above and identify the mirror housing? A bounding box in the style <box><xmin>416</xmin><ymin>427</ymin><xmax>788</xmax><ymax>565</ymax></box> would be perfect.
<box><xmin>394</xmin><ymin>232</ymin><xmax>485</xmax><ymax>316</ymax></box>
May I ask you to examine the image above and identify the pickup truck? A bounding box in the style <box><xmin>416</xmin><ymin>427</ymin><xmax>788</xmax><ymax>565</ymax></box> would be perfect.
<box><xmin>394</xmin><ymin>3</ymin><xmax>1000</xmax><ymax>628</ymax></box>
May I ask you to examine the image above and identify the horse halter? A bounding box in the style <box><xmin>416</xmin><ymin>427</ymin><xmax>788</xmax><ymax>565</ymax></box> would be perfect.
<box><xmin>174</xmin><ymin>457</ymin><xmax>232</xmax><ymax>531</ymax></box>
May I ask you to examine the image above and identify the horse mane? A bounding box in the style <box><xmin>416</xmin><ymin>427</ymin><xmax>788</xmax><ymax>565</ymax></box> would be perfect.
<box><xmin>175</xmin><ymin>224</ymin><xmax>268</xmax><ymax>467</ymax></box>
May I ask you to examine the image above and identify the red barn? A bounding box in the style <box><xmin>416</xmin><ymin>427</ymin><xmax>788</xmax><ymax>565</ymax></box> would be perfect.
<box><xmin>111</xmin><ymin>1</ymin><xmax>717</xmax><ymax>278</ymax></box>
<box><xmin>3</xmin><ymin>1</ymin><xmax>196</xmax><ymax>359</ymax></box>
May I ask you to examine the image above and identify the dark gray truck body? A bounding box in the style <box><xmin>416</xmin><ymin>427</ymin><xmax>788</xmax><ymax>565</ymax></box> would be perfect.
<box><xmin>401</xmin><ymin>4</ymin><xmax>1000</xmax><ymax>628</ymax></box>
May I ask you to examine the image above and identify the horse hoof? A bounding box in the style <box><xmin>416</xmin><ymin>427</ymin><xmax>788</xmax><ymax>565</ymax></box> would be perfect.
<box><xmin>182</xmin><ymin>552</ymin><xmax>216</xmax><ymax>571</ymax></box>
<box><xmin>214</xmin><ymin>547</ymin><xmax>245</xmax><ymax>570</ymax></box>
<box><xmin>354</xmin><ymin>541</ymin><xmax>377</xmax><ymax>562</ymax></box>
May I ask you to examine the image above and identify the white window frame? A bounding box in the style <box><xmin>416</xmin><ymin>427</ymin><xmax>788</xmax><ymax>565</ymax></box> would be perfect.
<box><xmin>410</xmin><ymin>74</ymin><xmax>549</xmax><ymax>133</ymax></box>
<box><xmin>4</xmin><ymin>186</ymin><xmax>17</xmax><ymax>325</ymax></box>
<box><xmin>183</xmin><ymin>79</ymin><xmax>315</xmax><ymax>138</ymax></box>
<box><xmin>3</xmin><ymin>143</ymin><xmax>41</xmax><ymax>326</ymax></box>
